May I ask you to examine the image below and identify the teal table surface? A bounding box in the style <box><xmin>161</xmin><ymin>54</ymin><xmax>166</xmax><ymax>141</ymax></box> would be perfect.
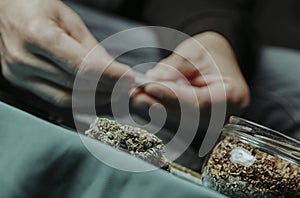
<box><xmin>0</xmin><ymin>101</ymin><xmax>225</xmax><ymax>198</ymax></box>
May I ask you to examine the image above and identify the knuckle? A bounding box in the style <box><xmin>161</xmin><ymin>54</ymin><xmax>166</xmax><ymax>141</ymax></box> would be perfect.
<box><xmin>73</xmin><ymin>61</ymin><xmax>83</xmax><ymax>73</ymax></box>
<box><xmin>225</xmin><ymin>84</ymin><xmax>235</xmax><ymax>102</ymax></box>
<box><xmin>25</xmin><ymin>20</ymin><xmax>44</xmax><ymax>42</ymax></box>
<box><xmin>226</xmin><ymin>82</ymin><xmax>250</xmax><ymax>106</ymax></box>
<box><xmin>1</xmin><ymin>63</ymin><xmax>14</xmax><ymax>81</ymax></box>
<box><xmin>226</xmin><ymin>83</ymin><xmax>234</xmax><ymax>95</ymax></box>
<box><xmin>2</xmin><ymin>72</ymin><xmax>14</xmax><ymax>82</ymax></box>
<box><xmin>1</xmin><ymin>61</ymin><xmax>24</xmax><ymax>85</ymax></box>
<box><xmin>196</xmin><ymin>96</ymin><xmax>209</xmax><ymax>108</ymax></box>
<box><xmin>52</xmin><ymin>92</ymin><xmax>72</xmax><ymax>107</ymax></box>
<box><xmin>5</xmin><ymin>48</ymin><xmax>25</xmax><ymax>64</ymax></box>
<box><xmin>26</xmin><ymin>21</ymin><xmax>59</xmax><ymax>45</ymax></box>
<box><xmin>240</xmin><ymin>85</ymin><xmax>250</xmax><ymax>107</ymax></box>
<box><xmin>43</xmin><ymin>29</ymin><xmax>61</xmax><ymax>44</ymax></box>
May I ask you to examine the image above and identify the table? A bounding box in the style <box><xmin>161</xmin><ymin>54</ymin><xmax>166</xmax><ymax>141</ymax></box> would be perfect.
<box><xmin>0</xmin><ymin>101</ymin><xmax>225</xmax><ymax>198</ymax></box>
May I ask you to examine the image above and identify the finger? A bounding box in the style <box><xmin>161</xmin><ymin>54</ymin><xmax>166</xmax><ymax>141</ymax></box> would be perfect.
<box><xmin>26</xmin><ymin>44</ymin><xmax>134</xmax><ymax>95</ymax></box>
<box><xmin>144</xmin><ymin>82</ymin><xmax>178</xmax><ymax>101</ymax></box>
<box><xmin>1</xmin><ymin>34</ymin><xmax>75</xmax><ymax>89</ymax></box>
<box><xmin>58</xmin><ymin>3</ymin><xmax>135</xmax><ymax>84</ymax></box>
<box><xmin>59</xmin><ymin>3</ymin><xmax>136</xmax><ymax>84</ymax></box>
<box><xmin>130</xmin><ymin>87</ymin><xmax>144</xmax><ymax>97</ymax></box>
<box><xmin>26</xmin><ymin>44</ymin><xmax>133</xmax><ymax>92</ymax></box>
<box><xmin>2</xmin><ymin>32</ymin><xmax>72</xmax><ymax>87</ymax></box>
<box><xmin>24</xmin><ymin>78</ymin><xmax>113</xmax><ymax>107</ymax></box>
<box><xmin>144</xmin><ymin>81</ymin><xmax>218</xmax><ymax>108</ymax></box>
<box><xmin>90</xmin><ymin>51</ymin><xmax>135</xmax><ymax>83</ymax></box>
<box><xmin>146</xmin><ymin>55</ymin><xmax>179</xmax><ymax>80</ymax></box>
<box><xmin>131</xmin><ymin>92</ymin><xmax>161</xmax><ymax>107</ymax></box>
<box><xmin>222</xmin><ymin>82</ymin><xmax>250</xmax><ymax>108</ymax></box>
<box><xmin>1</xmin><ymin>62</ymin><xmax>72</xmax><ymax>107</ymax></box>
<box><xmin>131</xmin><ymin>91</ymin><xmax>182</xmax><ymax>118</ymax></box>
<box><xmin>25</xmin><ymin>78</ymin><xmax>73</xmax><ymax>107</ymax></box>
<box><xmin>146</xmin><ymin>36</ymin><xmax>215</xmax><ymax>81</ymax></box>
<box><xmin>189</xmin><ymin>74</ymin><xmax>224</xmax><ymax>87</ymax></box>
<box><xmin>12</xmin><ymin>53</ymin><xmax>75</xmax><ymax>88</ymax></box>
<box><xmin>0</xmin><ymin>34</ymin><xmax>5</xmax><ymax>56</ymax></box>
<box><xmin>3</xmin><ymin>42</ymin><xmax>117</xmax><ymax>92</ymax></box>
<box><xmin>144</xmin><ymin>82</ymin><xmax>200</xmax><ymax>106</ymax></box>
<box><xmin>57</xmin><ymin>2</ymin><xmax>98</xmax><ymax>50</ymax></box>
<box><xmin>75</xmin><ymin>89</ymin><xmax>113</xmax><ymax>106</ymax></box>
<box><xmin>2</xmin><ymin>58</ymin><xmax>112</xmax><ymax>107</ymax></box>
<box><xmin>25</xmin><ymin>20</ymin><xmax>87</xmax><ymax>75</ymax></box>
<box><xmin>26</xmin><ymin>20</ymin><xmax>134</xmax><ymax>88</ymax></box>
<box><xmin>146</xmin><ymin>53</ymin><xmax>203</xmax><ymax>81</ymax></box>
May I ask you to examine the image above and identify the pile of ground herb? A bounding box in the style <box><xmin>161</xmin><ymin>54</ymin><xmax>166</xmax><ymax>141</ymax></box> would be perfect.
<box><xmin>202</xmin><ymin>136</ymin><xmax>300</xmax><ymax>197</ymax></box>
<box><xmin>85</xmin><ymin>118</ymin><xmax>168</xmax><ymax>168</ymax></box>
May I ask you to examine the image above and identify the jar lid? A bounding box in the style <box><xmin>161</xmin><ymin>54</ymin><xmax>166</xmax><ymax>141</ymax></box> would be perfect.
<box><xmin>222</xmin><ymin>116</ymin><xmax>300</xmax><ymax>166</ymax></box>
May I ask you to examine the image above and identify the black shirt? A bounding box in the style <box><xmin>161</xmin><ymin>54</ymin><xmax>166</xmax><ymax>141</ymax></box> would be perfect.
<box><xmin>120</xmin><ymin>0</ymin><xmax>300</xmax><ymax>70</ymax></box>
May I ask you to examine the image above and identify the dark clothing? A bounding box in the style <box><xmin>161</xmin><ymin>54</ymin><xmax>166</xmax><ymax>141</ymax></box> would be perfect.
<box><xmin>253</xmin><ymin>1</ymin><xmax>300</xmax><ymax>52</ymax></box>
<box><xmin>120</xmin><ymin>0</ymin><xmax>300</xmax><ymax>76</ymax></box>
<box><xmin>141</xmin><ymin>0</ymin><xmax>254</xmax><ymax>72</ymax></box>
<box><xmin>73</xmin><ymin>0</ymin><xmax>300</xmax><ymax>81</ymax></box>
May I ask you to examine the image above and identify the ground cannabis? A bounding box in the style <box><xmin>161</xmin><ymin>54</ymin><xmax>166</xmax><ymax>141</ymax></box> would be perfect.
<box><xmin>85</xmin><ymin>118</ymin><xmax>168</xmax><ymax>168</ymax></box>
<box><xmin>202</xmin><ymin>136</ymin><xmax>300</xmax><ymax>197</ymax></box>
<box><xmin>85</xmin><ymin>117</ymin><xmax>203</xmax><ymax>185</ymax></box>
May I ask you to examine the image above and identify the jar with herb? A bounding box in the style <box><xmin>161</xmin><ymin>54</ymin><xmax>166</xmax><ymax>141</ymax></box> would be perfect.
<box><xmin>201</xmin><ymin>116</ymin><xmax>300</xmax><ymax>197</ymax></box>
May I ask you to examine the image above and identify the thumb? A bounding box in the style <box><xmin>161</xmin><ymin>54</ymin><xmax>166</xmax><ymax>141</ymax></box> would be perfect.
<box><xmin>58</xmin><ymin>3</ymin><xmax>134</xmax><ymax>83</ymax></box>
<box><xmin>79</xmin><ymin>45</ymin><xmax>134</xmax><ymax>82</ymax></box>
<box><xmin>146</xmin><ymin>53</ymin><xmax>198</xmax><ymax>81</ymax></box>
<box><xmin>58</xmin><ymin>1</ymin><xmax>98</xmax><ymax>50</ymax></box>
<box><xmin>105</xmin><ymin>60</ymin><xmax>135</xmax><ymax>82</ymax></box>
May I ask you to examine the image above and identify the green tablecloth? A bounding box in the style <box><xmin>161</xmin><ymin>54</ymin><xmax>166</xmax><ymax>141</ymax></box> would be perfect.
<box><xmin>0</xmin><ymin>101</ymin><xmax>224</xmax><ymax>198</ymax></box>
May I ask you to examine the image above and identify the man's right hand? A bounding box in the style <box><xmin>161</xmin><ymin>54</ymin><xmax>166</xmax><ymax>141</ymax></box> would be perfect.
<box><xmin>0</xmin><ymin>0</ymin><xmax>134</xmax><ymax>106</ymax></box>
<box><xmin>132</xmin><ymin>32</ymin><xmax>250</xmax><ymax>112</ymax></box>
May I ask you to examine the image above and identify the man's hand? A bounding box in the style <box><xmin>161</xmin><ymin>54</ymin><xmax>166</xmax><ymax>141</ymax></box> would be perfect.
<box><xmin>132</xmin><ymin>32</ymin><xmax>249</xmax><ymax>112</ymax></box>
<box><xmin>0</xmin><ymin>0</ymin><xmax>134</xmax><ymax>106</ymax></box>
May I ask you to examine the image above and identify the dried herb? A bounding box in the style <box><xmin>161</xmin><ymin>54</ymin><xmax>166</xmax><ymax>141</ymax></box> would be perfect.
<box><xmin>202</xmin><ymin>137</ymin><xmax>300</xmax><ymax>197</ymax></box>
<box><xmin>85</xmin><ymin>118</ymin><xmax>168</xmax><ymax>168</ymax></box>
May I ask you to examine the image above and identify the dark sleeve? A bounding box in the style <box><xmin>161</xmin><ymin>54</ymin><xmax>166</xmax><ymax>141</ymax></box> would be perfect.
<box><xmin>142</xmin><ymin>0</ymin><xmax>255</xmax><ymax>76</ymax></box>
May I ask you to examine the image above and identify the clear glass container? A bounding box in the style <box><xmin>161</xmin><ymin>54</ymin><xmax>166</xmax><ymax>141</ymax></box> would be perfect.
<box><xmin>201</xmin><ymin>116</ymin><xmax>300</xmax><ymax>197</ymax></box>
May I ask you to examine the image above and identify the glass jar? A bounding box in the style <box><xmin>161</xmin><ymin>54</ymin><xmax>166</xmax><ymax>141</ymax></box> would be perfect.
<box><xmin>201</xmin><ymin>116</ymin><xmax>300</xmax><ymax>197</ymax></box>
